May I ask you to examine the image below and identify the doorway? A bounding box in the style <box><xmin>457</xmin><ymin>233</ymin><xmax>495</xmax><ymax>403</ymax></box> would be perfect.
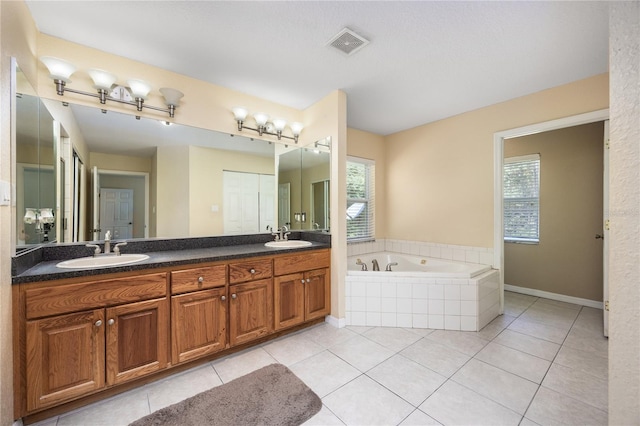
<box><xmin>493</xmin><ymin>109</ymin><xmax>609</xmax><ymax>333</ymax></box>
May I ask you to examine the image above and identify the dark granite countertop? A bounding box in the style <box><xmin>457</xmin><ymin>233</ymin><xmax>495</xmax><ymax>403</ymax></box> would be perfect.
<box><xmin>12</xmin><ymin>232</ymin><xmax>331</xmax><ymax>284</ymax></box>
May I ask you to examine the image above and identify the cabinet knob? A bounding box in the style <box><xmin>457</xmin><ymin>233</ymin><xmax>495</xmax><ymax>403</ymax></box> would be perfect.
<box><xmin>221</xmin><ymin>295</ymin><xmax>226</xmax><ymax>301</ymax></box>
<box><xmin>108</xmin><ymin>319</ymin><xmax>115</xmax><ymax>326</ymax></box>
<box><xmin>231</xmin><ymin>293</ymin><xmax>237</xmax><ymax>299</ymax></box>
<box><xmin>95</xmin><ymin>320</ymin><xmax>103</xmax><ymax>327</ymax></box>
<box><xmin>249</xmin><ymin>268</ymin><xmax>256</xmax><ymax>274</ymax></box>
<box><xmin>301</xmin><ymin>279</ymin><xmax>306</xmax><ymax>284</ymax></box>
<box><xmin>198</xmin><ymin>276</ymin><xmax>204</xmax><ymax>283</ymax></box>
<box><xmin>306</xmin><ymin>278</ymin><xmax>311</xmax><ymax>283</ymax></box>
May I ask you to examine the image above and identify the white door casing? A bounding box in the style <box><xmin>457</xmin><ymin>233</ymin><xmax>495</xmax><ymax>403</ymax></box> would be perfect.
<box><xmin>603</xmin><ymin>120</ymin><xmax>610</xmax><ymax>336</ymax></box>
<box><xmin>92</xmin><ymin>166</ymin><xmax>100</xmax><ymax>240</ymax></box>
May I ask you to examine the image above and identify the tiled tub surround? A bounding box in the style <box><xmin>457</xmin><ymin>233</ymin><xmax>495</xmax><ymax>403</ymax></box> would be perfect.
<box><xmin>346</xmin><ymin>240</ymin><xmax>499</xmax><ymax>331</ymax></box>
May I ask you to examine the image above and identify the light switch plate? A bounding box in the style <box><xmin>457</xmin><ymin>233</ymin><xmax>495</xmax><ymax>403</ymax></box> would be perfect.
<box><xmin>0</xmin><ymin>180</ymin><xmax>10</xmax><ymax>206</ymax></box>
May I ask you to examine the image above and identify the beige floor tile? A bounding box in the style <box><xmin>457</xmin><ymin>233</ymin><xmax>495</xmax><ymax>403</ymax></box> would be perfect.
<box><xmin>542</xmin><ymin>363</ymin><xmax>608</xmax><ymax>412</ymax></box>
<box><xmin>302</xmin><ymin>404</ymin><xmax>344</xmax><ymax>425</ymax></box>
<box><xmin>420</xmin><ymin>380</ymin><xmax>521</xmax><ymax>426</ymax></box>
<box><xmin>519</xmin><ymin>418</ymin><xmax>541</xmax><ymax>426</ymax></box>
<box><xmin>404</xmin><ymin>327</ymin><xmax>435</xmax><ymax>337</ymax></box>
<box><xmin>532</xmin><ymin>298</ymin><xmax>581</xmax><ymax>311</ymax></box>
<box><xmin>57</xmin><ymin>388</ymin><xmax>149</xmax><ymax>426</ymax></box>
<box><xmin>519</xmin><ymin>306</ymin><xmax>578</xmax><ymax>330</ymax></box>
<box><xmin>475</xmin><ymin>342</ymin><xmax>551</xmax><ymax>383</ymax></box>
<box><xmin>345</xmin><ymin>325</ymin><xmax>374</xmax><ymax>334</ymax></box>
<box><xmin>27</xmin><ymin>417</ymin><xmax>58</xmax><ymax>426</ymax></box>
<box><xmin>367</xmin><ymin>355</ymin><xmax>447</xmax><ymax>406</ymax></box>
<box><xmin>493</xmin><ymin>329</ymin><xmax>561</xmax><ymax>361</ymax></box>
<box><xmin>476</xmin><ymin>314</ymin><xmax>516</xmax><ymax>340</ymax></box>
<box><xmin>452</xmin><ymin>359</ymin><xmax>538</xmax><ymax>414</ymax></box>
<box><xmin>323</xmin><ymin>375</ymin><xmax>414</xmax><ymax>426</ymax></box>
<box><xmin>399</xmin><ymin>409</ymin><xmax>442</xmax><ymax>425</ymax></box>
<box><xmin>525</xmin><ymin>386</ymin><xmax>608</xmax><ymax>426</ymax></box>
<box><xmin>425</xmin><ymin>329</ymin><xmax>490</xmax><ymax>356</ymax></box>
<box><xmin>400</xmin><ymin>339</ymin><xmax>470</xmax><ymax>377</ymax></box>
<box><xmin>262</xmin><ymin>332</ymin><xmax>324</xmax><ymax>366</ymax></box>
<box><xmin>210</xmin><ymin>346</ymin><xmax>277</xmax><ymax>383</ymax></box>
<box><xmin>363</xmin><ymin>326</ymin><xmax>423</xmax><ymax>352</ymax></box>
<box><xmin>554</xmin><ymin>345</ymin><xmax>608</xmax><ymax>380</ymax></box>
<box><xmin>507</xmin><ymin>317</ymin><xmax>569</xmax><ymax>344</ymax></box>
<box><xmin>289</xmin><ymin>350</ymin><xmax>361</xmax><ymax>397</ymax></box>
<box><xmin>146</xmin><ymin>363</ymin><xmax>222</xmax><ymax>412</ymax></box>
<box><xmin>298</xmin><ymin>323</ymin><xmax>358</xmax><ymax>348</ymax></box>
<box><xmin>328</xmin><ymin>334</ymin><xmax>395</xmax><ymax>372</ymax></box>
<box><xmin>563</xmin><ymin>326</ymin><xmax>608</xmax><ymax>357</ymax></box>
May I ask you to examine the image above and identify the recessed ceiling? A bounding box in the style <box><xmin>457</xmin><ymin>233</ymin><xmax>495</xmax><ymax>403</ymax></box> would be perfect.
<box><xmin>25</xmin><ymin>1</ymin><xmax>609</xmax><ymax>136</ymax></box>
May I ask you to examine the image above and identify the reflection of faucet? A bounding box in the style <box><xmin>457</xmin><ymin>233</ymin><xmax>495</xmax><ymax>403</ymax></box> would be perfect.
<box><xmin>104</xmin><ymin>230</ymin><xmax>112</xmax><ymax>254</ymax></box>
<box><xmin>313</xmin><ymin>222</ymin><xmax>320</xmax><ymax>230</ymax></box>
<box><xmin>385</xmin><ymin>262</ymin><xmax>398</xmax><ymax>271</ymax></box>
<box><xmin>372</xmin><ymin>259</ymin><xmax>380</xmax><ymax>271</ymax></box>
<box><xmin>355</xmin><ymin>258</ymin><xmax>368</xmax><ymax>271</ymax></box>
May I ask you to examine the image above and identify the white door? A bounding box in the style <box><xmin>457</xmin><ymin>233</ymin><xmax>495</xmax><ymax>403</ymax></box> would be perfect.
<box><xmin>99</xmin><ymin>188</ymin><xmax>134</xmax><ymax>239</ymax></box>
<box><xmin>92</xmin><ymin>166</ymin><xmax>100</xmax><ymax>240</ymax></box>
<box><xmin>603</xmin><ymin>120</ymin><xmax>610</xmax><ymax>337</ymax></box>
<box><xmin>278</xmin><ymin>183</ymin><xmax>291</xmax><ymax>228</ymax></box>
<box><xmin>259</xmin><ymin>174</ymin><xmax>275</xmax><ymax>232</ymax></box>
<box><xmin>223</xmin><ymin>171</ymin><xmax>259</xmax><ymax>234</ymax></box>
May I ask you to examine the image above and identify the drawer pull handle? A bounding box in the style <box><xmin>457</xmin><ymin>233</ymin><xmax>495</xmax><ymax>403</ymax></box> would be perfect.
<box><xmin>231</xmin><ymin>293</ymin><xmax>237</xmax><ymax>299</ymax></box>
<box><xmin>95</xmin><ymin>320</ymin><xmax>103</xmax><ymax>327</ymax></box>
<box><xmin>108</xmin><ymin>319</ymin><xmax>115</xmax><ymax>326</ymax></box>
<box><xmin>221</xmin><ymin>295</ymin><xmax>226</xmax><ymax>301</ymax></box>
<box><xmin>250</xmin><ymin>268</ymin><xmax>256</xmax><ymax>274</ymax></box>
<box><xmin>198</xmin><ymin>276</ymin><xmax>204</xmax><ymax>283</ymax></box>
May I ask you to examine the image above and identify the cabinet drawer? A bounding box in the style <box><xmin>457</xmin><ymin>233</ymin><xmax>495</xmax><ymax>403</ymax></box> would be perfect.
<box><xmin>171</xmin><ymin>265</ymin><xmax>226</xmax><ymax>294</ymax></box>
<box><xmin>229</xmin><ymin>258</ymin><xmax>272</xmax><ymax>284</ymax></box>
<box><xmin>274</xmin><ymin>250</ymin><xmax>330</xmax><ymax>276</ymax></box>
<box><xmin>25</xmin><ymin>273</ymin><xmax>167</xmax><ymax>320</ymax></box>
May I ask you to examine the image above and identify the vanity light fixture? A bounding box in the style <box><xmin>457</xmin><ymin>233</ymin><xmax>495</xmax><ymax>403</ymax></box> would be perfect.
<box><xmin>24</xmin><ymin>208</ymin><xmax>55</xmax><ymax>242</ymax></box>
<box><xmin>232</xmin><ymin>107</ymin><xmax>304</xmax><ymax>143</ymax></box>
<box><xmin>40</xmin><ymin>57</ymin><xmax>184</xmax><ymax>118</ymax></box>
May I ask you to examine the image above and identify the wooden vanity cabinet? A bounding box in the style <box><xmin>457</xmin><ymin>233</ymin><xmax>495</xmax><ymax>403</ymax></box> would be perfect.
<box><xmin>170</xmin><ymin>265</ymin><xmax>227</xmax><ymax>364</ymax></box>
<box><xmin>228</xmin><ymin>258</ymin><xmax>273</xmax><ymax>346</ymax></box>
<box><xmin>21</xmin><ymin>273</ymin><xmax>169</xmax><ymax>412</ymax></box>
<box><xmin>274</xmin><ymin>249</ymin><xmax>331</xmax><ymax>330</ymax></box>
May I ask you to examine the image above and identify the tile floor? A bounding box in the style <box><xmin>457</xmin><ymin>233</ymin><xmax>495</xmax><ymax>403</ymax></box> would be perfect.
<box><xmin>28</xmin><ymin>291</ymin><xmax>608</xmax><ymax>426</ymax></box>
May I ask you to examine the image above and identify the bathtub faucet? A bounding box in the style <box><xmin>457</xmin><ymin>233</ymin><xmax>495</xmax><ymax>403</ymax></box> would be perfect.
<box><xmin>355</xmin><ymin>258</ymin><xmax>368</xmax><ymax>271</ymax></box>
<box><xmin>372</xmin><ymin>259</ymin><xmax>380</xmax><ymax>271</ymax></box>
<box><xmin>385</xmin><ymin>262</ymin><xmax>398</xmax><ymax>272</ymax></box>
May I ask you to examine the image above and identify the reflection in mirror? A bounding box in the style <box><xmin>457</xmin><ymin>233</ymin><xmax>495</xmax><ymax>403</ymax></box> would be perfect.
<box><xmin>16</xmin><ymin>66</ymin><xmax>57</xmax><ymax>246</ymax></box>
<box><xmin>277</xmin><ymin>138</ymin><xmax>330</xmax><ymax>232</ymax></box>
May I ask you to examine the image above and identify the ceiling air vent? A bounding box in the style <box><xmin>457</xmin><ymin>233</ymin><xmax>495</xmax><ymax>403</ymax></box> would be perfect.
<box><xmin>327</xmin><ymin>28</ymin><xmax>370</xmax><ymax>56</ymax></box>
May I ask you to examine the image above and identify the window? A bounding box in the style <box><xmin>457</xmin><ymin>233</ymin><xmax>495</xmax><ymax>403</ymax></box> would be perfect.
<box><xmin>504</xmin><ymin>154</ymin><xmax>540</xmax><ymax>243</ymax></box>
<box><xmin>347</xmin><ymin>157</ymin><xmax>375</xmax><ymax>241</ymax></box>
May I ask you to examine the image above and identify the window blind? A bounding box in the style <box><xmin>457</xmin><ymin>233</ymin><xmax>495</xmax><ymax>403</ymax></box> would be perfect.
<box><xmin>347</xmin><ymin>157</ymin><xmax>375</xmax><ymax>241</ymax></box>
<box><xmin>504</xmin><ymin>154</ymin><xmax>540</xmax><ymax>242</ymax></box>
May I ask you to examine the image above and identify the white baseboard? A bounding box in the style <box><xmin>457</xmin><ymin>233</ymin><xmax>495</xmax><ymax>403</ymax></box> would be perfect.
<box><xmin>325</xmin><ymin>315</ymin><xmax>346</xmax><ymax>328</ymax></box>
<box><xmin>505</xmin><ymin>284</ymin><xmax>603</xmax><ymax>309</ymax></box>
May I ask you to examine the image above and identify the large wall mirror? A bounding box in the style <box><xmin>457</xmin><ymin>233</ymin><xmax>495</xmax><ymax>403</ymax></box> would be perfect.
<box><xmin>13</xmin><ymin>75</ymin><xmax>331</xmax><ymax>251</ymax></box>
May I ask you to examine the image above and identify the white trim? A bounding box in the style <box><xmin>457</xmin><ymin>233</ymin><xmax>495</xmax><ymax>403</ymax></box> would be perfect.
<box><xmin>493</xmin><ymin>109</ymin><xmax>609</xmax><ymax>317</ymax></box>
<box><xmin>325</xmin><ymin>315</ymin><xmax>346</xmax><ymax>328</ymax></box>
<box><xmin>504</xmin><ymin>153</ymin><xmax>540</xmax><ymax>164</ymax></box>
<box><xmin>505</xmin><ymin>284</ymin><xmax>603</xmax><ymax>310</ymax></box>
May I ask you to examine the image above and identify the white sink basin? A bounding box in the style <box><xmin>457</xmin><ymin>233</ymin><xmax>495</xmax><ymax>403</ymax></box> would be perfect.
<box><xmin>56</xmin><ymin>254</ymin><xmax>150</xmax><ymax>269</ymax></box>
<box><xmin>264</xmin><ymin>240</ymin><xmax>313</xmax><ymax>248</ymax></box>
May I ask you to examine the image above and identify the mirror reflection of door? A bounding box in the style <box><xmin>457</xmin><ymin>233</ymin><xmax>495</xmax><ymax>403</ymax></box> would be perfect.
<box><xmin>99</xmin><ymin>188</ymin><xmax>134</xmax><ymax>240</ymax></box>
<box><xmin>311</xmin><ymin>180</ymin><xmax>330</xmax><ymax>230</ymax></box>
<box><xmin>278</xmin><ymin>183</ymin><xmax>291</xmax><ymax>228</ymax></box>
<box><xmin>223</xmin><ymin>171</ymin><xmax>275</xmax><ymax>234</ymax></box>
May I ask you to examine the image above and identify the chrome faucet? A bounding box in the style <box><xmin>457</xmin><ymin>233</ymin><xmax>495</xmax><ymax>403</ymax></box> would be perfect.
<box><xmin>114</xmin><ymin>241</ymin><xmax>127</xmax><ymax>256</ymax></box>
<box><xmin>273</xmin><ymin>225</ymin><xmax>290</xmax><ymax>241</ymax></box>
<box><xmin>372</xmin><ymin>259</ymin><xmax>380</xmax><ymax>271</ymax></box>
<box><xmin>86</xmin><ymin>243</ymin><xmax>101</xmax><ymax>256</ymax></box>
<box><xmin>355</xmin><ymin>258</ymin><xmax>368</xmax><ymax>271</ymax></box>
<box><xmin>104</xmin><ymin>230</ymin><xmax>112</xmax><ymax>254</ymax></box>
<box><xmin>385</xmin><ymin>262</ymin><xmax>398</xmax><ymax>271</ymax></box>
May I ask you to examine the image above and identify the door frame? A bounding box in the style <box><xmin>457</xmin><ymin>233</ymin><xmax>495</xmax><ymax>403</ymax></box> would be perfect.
<box><xmin>493</xmin><ymin>109</ymin><xmax>609</xmax><ymax>315</ymax></box>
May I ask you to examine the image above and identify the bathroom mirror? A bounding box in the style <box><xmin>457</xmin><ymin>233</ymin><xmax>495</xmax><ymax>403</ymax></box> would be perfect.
<box><xmin>277</xmin><ymin>138</ymin><xmax>331</xmax><ymax>232</ymax></box>
<box><xmin>16</xmin><ymin>65</ymin><xmax>58</xmax><ymax>246</ymax></box>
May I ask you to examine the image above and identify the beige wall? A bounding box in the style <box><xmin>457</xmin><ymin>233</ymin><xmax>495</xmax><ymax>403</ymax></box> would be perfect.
<box><xmin>90</xmin><ymin>152</ymin><xmax>152</xmax><ymax>173</ymax></box>
<box><xmin>347</xmin><ymin>128</ymin><xmax>386</xmax><ymax>239</ymax></box>
<box><xmin>609</xmin><ymin>2</ymin><xmax>640</xmax><ymax>423</ymax></box>
<box><xmin>504</xmin><ymin>122</ymin><xmax>604</xmax><ymax>301</ymax></box>
<box><xmin>156</xmin><ymin>145</ymin><xmax>190</xmax><ymax>237</ymax></box>
<box><xmin>384</xmin><ymin>74</ymin><xmax>609</xmax><ymax>248</ymax></box>
<box><xmin>188</xmin><ymin>146</ymin><xmax>274</xmax><ymax>237</ymax></box>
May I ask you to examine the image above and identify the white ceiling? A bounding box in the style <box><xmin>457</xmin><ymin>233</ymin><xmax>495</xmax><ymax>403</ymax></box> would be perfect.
<box><xmin>25</xmin><ymin>1</ymin><xmax>609</xmax><ymax>136</ymax></box>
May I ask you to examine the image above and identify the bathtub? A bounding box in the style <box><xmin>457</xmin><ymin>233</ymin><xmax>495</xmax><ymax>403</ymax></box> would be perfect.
<box><xmin>345</xmin><ymin>252</ymin><xmax>500</xmax><ymax>331</ymax></box>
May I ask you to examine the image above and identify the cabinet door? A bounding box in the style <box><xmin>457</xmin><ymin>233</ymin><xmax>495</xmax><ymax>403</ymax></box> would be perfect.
<box><xmin>305</xmin><ymin>268</ymin><xmax>331</xmax><ymax>321</ymax></box>
<box><xmin>26</xmin><ymin>309</ymin><xmax>105</xmax><ymax>411</ymax></box>
<box><xmin>274</xmin><ymin>273</ymin><xmax>304</xmax><ymax>330</ymax></box>
<box><xmin>171</xmin><ymin>288</ymin><xmax>227</xmax><ymax>364</ymax></box>
<box><xmin>229</xmin><ymin>279</ymin><xmax>273</xmax><ymax>346</ymax></box>
<box><xmin>106</xmin><ymin>298</ymin><xmax>169</xmax><ymax>385</ymax></box>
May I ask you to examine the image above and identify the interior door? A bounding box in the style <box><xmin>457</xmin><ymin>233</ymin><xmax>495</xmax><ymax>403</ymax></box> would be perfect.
<box><xmin>99</xmin><ymin>188</ymin><xmax>134</xmax><ymax>239</ymax></box>
<box><xmin>278</xmin><ymin>183</ymin><xmax>291</xmax><ymax>228</ymax></box>
<box><xmin>603</xmin><ymin>120</ymin><xmax>610</xmax><ymax>337</ymax></box>
<box><xmin>259</xmin><ymin>174</ymin><xmax>276</xmax><ymax>232</ymax></box>
<box><xmin>223</xmin><ymin>171</ymin><xmax>260</xmax><ymax>234</ymax></box>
